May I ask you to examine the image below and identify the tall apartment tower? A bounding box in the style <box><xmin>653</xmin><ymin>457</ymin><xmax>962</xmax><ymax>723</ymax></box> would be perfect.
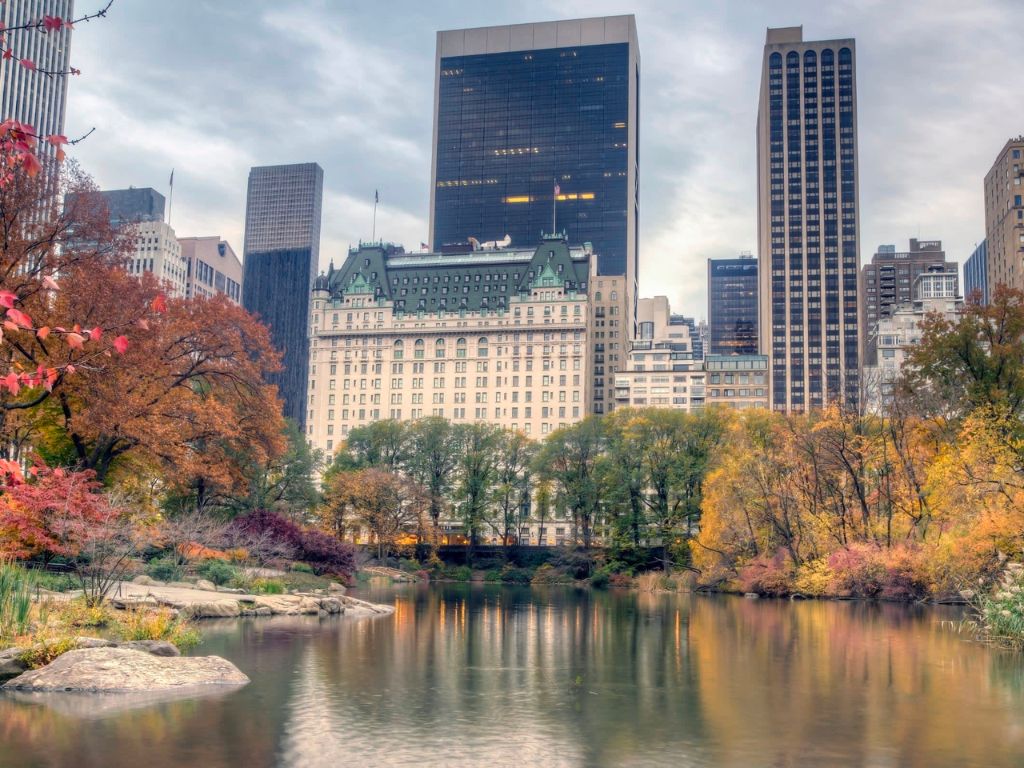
<box><xmin>983</xmin><ymin>137</ymin><xmax>1024</xmax><ymax>296</ymax></box>
<box><xmin>242</xmin><ymin>163</ymin><xmax>324</xmax><ymax>429</ymax></box>
<box><xmin>708</xmin><ymin>255</ymin><xmax>759</xmax><ymax>355</ymax></box>
<box><xmin>757</xmin><ymin>27</ymin><xmax>861</xmax><ymax>413</ymax></box>
<box><xmin>430</xmin><ymin>16</ymin><xmax>640</xmax><ymax>334</ymax></box>
<box><xmin>860</xmin><ymin>239</ymin><xmax>956</xmax><ymax>364</ymax></box>
<box><xmin>0</xmin><ymin>0</ymin><xmax>73</xmax><ymax>147</ymax></box>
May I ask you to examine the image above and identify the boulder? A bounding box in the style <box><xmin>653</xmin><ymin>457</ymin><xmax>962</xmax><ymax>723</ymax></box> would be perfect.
<box><xmin>117</xmin><ymin>640</ymin><xmax>180</xmax><ymax>657</ymax></box>
<box><xmin>183</xmin><ymin>600</ymin><xmax>241</xmax><ymax>619</ymax></box>
<box><xmin>194</xmin><ymin>579</ymin><xmax>217</xmax><ymax>592</ymax></box>
<box><xmin>131</xmin><ymin>575</ymin><xmax>163</xmax><ymax>587</ymax></box>
<box><xmin>252</xmin><ymin>595</ymin><xmax>301</xmax><ymax>615</ymax></box>
<box><xmin>2</xmin><ymin>647</ymin><xmax>248</xmax><ymax>692</ymax></box>
<box><xmin>319</xmin><ymin>597</ymin><xmax>343</xmax><ymax>614</ymax></box>
<box><xmin>166</xmin><ymin>581</ymin><xmax>196</xmax><ymax>590</ymax></box>
<box><xmin>0</xmin><ymin>647</ymin><xmax>28</xmax><ymax>681</ymax></box>
<box><xmin>328</xmin><ymin>582</ymin><xmax>347</xmax><ymax>595</ymax></box>
<box><xmin>298</xmin><ymin>597</ymin><xmax>321</xmax><ymax>615</ymax></box>
<box><xmin>254</xmin><ymin>606</ymin><xmax>272</xmax><ymax>617</ymax></box>
<box><xmin>72</xmin><ymin>637</ymin><xmax>118</xmax><ymax>650</ymax></box>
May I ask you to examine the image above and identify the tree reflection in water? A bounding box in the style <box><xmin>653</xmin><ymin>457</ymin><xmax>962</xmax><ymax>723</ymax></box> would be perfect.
<box><xmin>1</xmin><ymin>587</ymin><xmax>1022</xmax><ymax>767</ymax></box>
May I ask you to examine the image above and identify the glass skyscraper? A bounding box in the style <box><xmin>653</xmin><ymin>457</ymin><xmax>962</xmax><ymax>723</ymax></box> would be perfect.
<box><xmin>708</xmin><ymin>256</ymin><xmax>758</xmax><ymax>356</ymax></box>
<box><xmin>430</xmin><ymin>17</ymin><xmax>639</xmax><ymax>328</ymax></box>
<box><xmin>757</xmin><ymin>27</ymin><xmax>860</xmax><ymax>413</ymax></box>
<box><xmin>964</xmin><ymin>239</ymin><xmax>988</xmax><ymax>305</ymax></box>
<box><xmin>242</xmin><ymin>163</ymin><xmax>323</xmax><ymax>429</ymax></box>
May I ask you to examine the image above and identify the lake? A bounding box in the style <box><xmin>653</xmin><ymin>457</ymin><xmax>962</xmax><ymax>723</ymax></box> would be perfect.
<box><xmin>2</xmin><ymin>584</ymin><xmax>1023</xmax><ymax>767</ymax></box>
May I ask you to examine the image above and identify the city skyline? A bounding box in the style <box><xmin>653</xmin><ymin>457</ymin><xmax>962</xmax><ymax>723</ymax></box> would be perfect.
<box><xmin>61</xmin><ymin>1</ymin><xmax>1023</xmax><ymax>319</ymax></box>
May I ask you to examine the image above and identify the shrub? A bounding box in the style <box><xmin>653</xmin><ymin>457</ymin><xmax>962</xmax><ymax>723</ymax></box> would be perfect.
<box><xmin>499</xmin><ymin>565</ymin><xmax>533</xmax><ymax>584</ymax></box>
<box><xmin>794</xmin><ymin>557</ymin><xmax>833</xmax><ymax>597</ymax></box>
<box><xmin>483</xmin><ymin>569</ymin><xmax>502</xmax><ymax>582</ymax></box>
<box><xmin>57</xmin><ymin>598</ymin><xmax>114</xmax><ymax>629</ymax></box>
<box><xmin>31</xmin><ymin>570</ymin><xmax>78</xmax><ymax>593</ymax></box>
<box><xmin>397</xmin><ymin>558</ymin><xmax>421</xmax><ymax>573</ymax></box>
<box><xmin>635</xmin><ymin>572</ymin><xmax>669</xmax><ymax>592</ymax></box>
<box><xmin>552</xmin><ymin>549</ymin><xmax>596</xmax><ymax>579</ymax></box>
<box><xmin>531</xmin><ymin>563</ymin><xmax>574</xmax><ymax>585</ymax></box>
<box><xmin>609</xmin><ymin>572</ymin><xmax>634</xmax><ymax>588</ymax></box>
<box><xmin>444</xmin><ymin>565</ymin><xmax>472</xmax><ymax>582</ymax></box>
<box><xmin>291</xmin><ymin>562</ymin><xmax>315</xmax><ymax>574</ymax></box>
<box><xmin>18</xmin><ymin>637</ymin><xmax>79</xmax><ymax>669</ymax></box>
<box><xmin>590</xmin><ymin>571</ymin><xmax>610</xmax><ymax>589</ymax></box>
<box><xmin>117</xmin><ymin>607</ymin><xmax>200</xmax><ymax>651</ymax></box>
<box><xmin>250</xmin><ymin>578</ymin><xmax>285</xmax><ymax>595</ymax></box>
<box><xmin>196</xmin><ymin>559</ymin><xmax>239</xmax><ymax>586</ymax></box>
<box><xmin>230</xmin><ymin>511</ymin><xmax>355</xmax><ymax>581</ymax></box>
<box><xmin>737</xmin><ymin>552</ymin><xmax>795</xmax><ymax>596</ymax></box>
<box><xmin>145</xmin><ymin>556</ymin><xmax>182</xmax><ymax>583</ymax></box>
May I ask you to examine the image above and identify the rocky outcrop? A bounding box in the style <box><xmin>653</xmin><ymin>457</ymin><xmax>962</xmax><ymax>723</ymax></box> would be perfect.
<box><xmin>182</xmin><ymin>600</ymin><xmax>241</xmax><ymax>619</ymax></box>
<box><xmin>194</xmin><ymin>579</ymin><xmax>217</xmax><ymax>592</ymax></box>
<box><xmin>2</xmin><ymin>647</ymin><xmax>249</xmax><ymax>692</ymax></box>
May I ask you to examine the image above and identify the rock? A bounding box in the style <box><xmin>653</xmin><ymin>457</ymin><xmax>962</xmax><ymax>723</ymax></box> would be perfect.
<box><xmin>184</xmin><ymin>600</ymin><xmax>241</xmax><ymax>619</ymax></box>
<box><xmin>111</xmin><ymin>596</ymin><xmax>160</xmax><ymax>610</ymax></box>
<box><xmin>298</xmin><ymin>597</ymin><xmax>321</xmax><ymax>615</ymax></box>
<box><xmin>254</xmin><ymin>606</ymin><xmax>272</xmax><ymax>617</ymax></box>
<box><xmin>117</xmin><ymin>640</ymin><xmax>180</xmax><ymax>657</ymax></box>
<box><xmin>166</xmin><ymin>581</ymin><xmax>196</xmax><ymax>590</ymax></box>
<box><xmin>0</xmin><ymin>647</ymin><xmax>28</xmax><ymax>681</ymax></box>
<box><xmin>72</xmin><ymin>637</ymin><xmax>117</xmax><ymax>650</ymax></box>
<box><xmin>2</xmin><ymin>647</ymin><xmax>248</xmax><ymax>692</ymax></box>
<box><xmin>218</xmin><ymin>587</ymin><xmax>245</xmax><ymax>594</ymax></box>
<box><xmin>318</xmin><ymin>610</ymin><xmax>328</xmax><ymax>618</ymax></box>
<box><xmin>194</xmin><ymin>579</ymin><xmax>217</xmax><ymax>592</ymax></box>
<box><xmin>328</xmin><ymin>582</ymin><xmax>347</xmax><ymax>595</ymax></box>
<box><xmin>253</xmin><ymin>595</ymin><xmax>302</xmax><ymax>615</ymax></box>
<box><xmin>744</xmin><ymin>592</ymin><xmax>760</xmax><ymax>599</ymax></box>
<box><xmin>341</xmin><ymin>596</ymin><xmax>395</xmax><ymax>617</ymax></box>
<box><xmin>319</xmin><ymin>597</ymin><xmax>343</xmax><ymax>614</ymax></box>
<box><xmin>131</xmin><ymin>575</ymin><xmax>162</xmax><ymax>587</ymax></box>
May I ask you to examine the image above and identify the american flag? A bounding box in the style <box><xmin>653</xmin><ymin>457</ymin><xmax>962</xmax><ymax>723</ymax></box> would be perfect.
<box><xmin>554</xmin><ymin>182</ymin><xmax>560</xmax><ymax>196</ymax></box>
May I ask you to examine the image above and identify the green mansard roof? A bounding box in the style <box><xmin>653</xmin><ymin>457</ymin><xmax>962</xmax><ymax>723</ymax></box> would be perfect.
<box><xmin>318</xmin><ymin>234</ymin><xmax>593</xmax><ymax>313</ymax></box>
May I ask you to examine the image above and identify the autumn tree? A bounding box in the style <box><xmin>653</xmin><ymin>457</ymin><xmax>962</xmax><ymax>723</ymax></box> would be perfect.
<box><xmin>321</xmin><ymin>468</ymin><xmax>425</xmax><ymax>560</ymax></box>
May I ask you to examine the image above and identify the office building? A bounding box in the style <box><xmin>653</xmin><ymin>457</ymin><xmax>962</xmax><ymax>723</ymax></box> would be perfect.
<box><xmin>757</xmin><ymin>26</ymin><xmax>861</xmax><ymax>412</ymax></box>
<box><xmin>964</xmin><ymin>240</ymin><xmax>988</xmax><ymax>305</ymax></box>
<box><xmin>983</xmin><ymin>137</ymin><xmax>1024</xmax><ymax>295</ymax></box>
<box><xmin>0</xmin><ymin>0</ymin><xmax>73</xmax><ymax>155</ymax></box>
<box><xmin>242</xmin><ymin>162</ymin><xmax>324</xmax><ymax>428</ymax></box>
<box><xmin>708</xmin><ymin>255</ymin><xmax>758</xmax><ymax>355</ymax></box>
<box><xmin>430</xmin><ymin>16</ymin><xmax>640</xmax><ymax>333</ymax></box>
<box><xmin>860</xmin><ymin>239</ymin><xmax>956</xmax><ymax>364</ymax></box>
<box><xmin>178</xmin><ymin>236</ymin><xmax>242</xmax><ymax>304</ymax></box>
<box><xmin>67</xmin><ymin>187</ymin><xmax>188</xmax><ymax>297</ymax></box>
<box><xmin>704</xmin><ymin>355</ymin><xmax>770</xmax><ymax>409</ymax></box>
<box><xmin>306</xmin><ymin>235</ymin><xmax>595</xmax><ymax>453</ymax></box>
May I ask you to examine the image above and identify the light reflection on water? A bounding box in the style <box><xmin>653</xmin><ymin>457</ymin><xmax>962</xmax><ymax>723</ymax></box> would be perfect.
<box><xmin>2</xmin><ymin>585</ymin><xmax>1024</xmax><ymax>767</ymax></box>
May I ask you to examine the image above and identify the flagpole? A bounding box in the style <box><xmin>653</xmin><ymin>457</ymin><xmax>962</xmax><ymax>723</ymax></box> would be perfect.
<box><xmin>372</xmin><ymin>189</ymin><xmax>378</xmax><ymax>243</ymax></box>
<box><xmin>168</xmin><ymin>169</ymin><xmax>174</xmax><ymax>227</ymax></box>
<box><xmin>552</xmin><ymin>178</ymin><xmax>556</xmax><ymax>234</ymax></box>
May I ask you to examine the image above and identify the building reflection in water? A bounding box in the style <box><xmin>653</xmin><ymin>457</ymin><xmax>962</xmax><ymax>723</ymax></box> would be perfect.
<box><xmin>2</xmin><ymin>587</ymin><xmax>1024</xmax><ymax>767</ymax></box>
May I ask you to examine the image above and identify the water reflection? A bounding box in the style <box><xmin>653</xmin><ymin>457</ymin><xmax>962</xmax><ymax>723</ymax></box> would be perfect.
<box><xmin>1</xmin><ymin>587</ymin><xmax>1023</xmax><ymax>767</ymax></box>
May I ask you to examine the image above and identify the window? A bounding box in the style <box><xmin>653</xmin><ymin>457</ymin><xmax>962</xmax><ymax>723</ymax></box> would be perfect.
<box><xmin>414</xmin><ymin>338</ymin><xmax>425</xmax><ymax>359</ymax></box>
<box><xmin>456</xmin><ymin>338</ymin><xmax>467</xmax><ymax>358</ymax></box>
<box><xmin>436</xmin><ymin>338</ymin><xmax>446</xmax><ymax>357</ymax></box>
<box><xmin>393</xmin><ymin>339</ymin><xmax>404</xmax><ymax>360</ymax></box>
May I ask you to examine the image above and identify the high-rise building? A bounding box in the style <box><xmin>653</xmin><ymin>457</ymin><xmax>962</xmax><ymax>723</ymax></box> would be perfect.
<box><xmin>983</xmin><ymin>137</ymin><xmax>1024</xmax><ymax>296</ymax></box>
<box><xmin>430</xmin><ymin>16</ymin><xmax>640</xmax><ymax>333</ymax></box>
<box><xmin>242</xmin><ymin>162</ymin><xmax>324</xmax><ymax>428</ymax></box>
<box><xmin>178</xmin><ymin>236</ymin><xmax>242</xmax><ymax>304</ymax></box>
<box><xmin>757</xmin><ymin>26</ymin><xmax>861</xmax><ymax>413</ymax></box>
<box><xmin>66</xmin><ymin>187</ymin><xmax>188</xmax><ymax>297</ymax></box>
<box><xmin>964</xmin><ymin>239</ymin><xmax>988</xmax><ymax>305</ymax></box>
<box><xmin>708</xmin><ymin>255</ymin><xmax>758</xmax><ymax>355</ymax></box>
<box><xmin>0</xmin><ymin>0</ymin><xmax>73</xmax><ymax>150</ymax></box>
<box><xmin>860</xmin><ymin>239</ymin><xmax>956</xmax><ymax>364</ymax></box>
<box><xmin>306</xmin><ymin>235</ymin><xmax>595</xmax><ymax>451</ymax></box>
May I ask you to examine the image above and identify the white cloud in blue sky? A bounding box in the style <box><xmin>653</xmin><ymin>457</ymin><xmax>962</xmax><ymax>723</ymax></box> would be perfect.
<box><xmin>65</xmin><ymin>0</ymin><xmax>1023</xmax><ymax>317</ymax></box>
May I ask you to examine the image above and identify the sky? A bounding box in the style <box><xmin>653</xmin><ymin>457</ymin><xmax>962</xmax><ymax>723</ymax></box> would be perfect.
<box><xmin>64</xmin><ymin>0</ymin><xmax>1023</xmax><ymax>319</ymax></box>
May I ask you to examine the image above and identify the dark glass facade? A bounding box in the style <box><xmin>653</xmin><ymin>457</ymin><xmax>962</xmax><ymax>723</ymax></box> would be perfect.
<box><xmin>242</xmin><ymin>163</ymin><xmax>323</xmax><ymax>430</ymax></box>
<box><xmin>433</xmin><ymin>43</ymin><xmax>630</xmax><ymax>277</ymax></box>
<box><xmin>964</xmin><ymin>239</ymin><xmax>988</xmax><ymax>305</ymax></box>
<box><xmin>708</xmin><ymin>258</ymin><xmax>758</xmax><ymax>355</ymax></box>
<box><xmin>243</xmin><ymin>247</ymin><xmax>316</xmax><ymax>428</ymax></box>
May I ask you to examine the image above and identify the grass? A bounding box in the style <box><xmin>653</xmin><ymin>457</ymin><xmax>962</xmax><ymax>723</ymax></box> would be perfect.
<box><xmin>0</xmin><ymin>561</ymin><xmax>34</xmax><ymax>642</ymax></box>
<box><xmin>116</xmin><ymin>607</ymin><xmax>200</xmax><ymax>651</ymax></box>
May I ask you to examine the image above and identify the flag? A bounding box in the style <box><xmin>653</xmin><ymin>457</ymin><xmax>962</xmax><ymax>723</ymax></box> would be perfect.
<box><xmin>374</xmin><ymin>189</ymin><xmax>379</xmax><ymax>204</ymax></box>
<box><xmin>169</xmin><ymin>169</ymin><xmax>174</xmax><ymax>187</ymax></box>
<box><xmin>421</xmin><ymin>242</ymin><xmax>429</xmax><ymax>250</ymax></box>
<box><xmin>554</xmin><ymin>181</ymin><xmax>560</xmax><ymax>197</ymax></box>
